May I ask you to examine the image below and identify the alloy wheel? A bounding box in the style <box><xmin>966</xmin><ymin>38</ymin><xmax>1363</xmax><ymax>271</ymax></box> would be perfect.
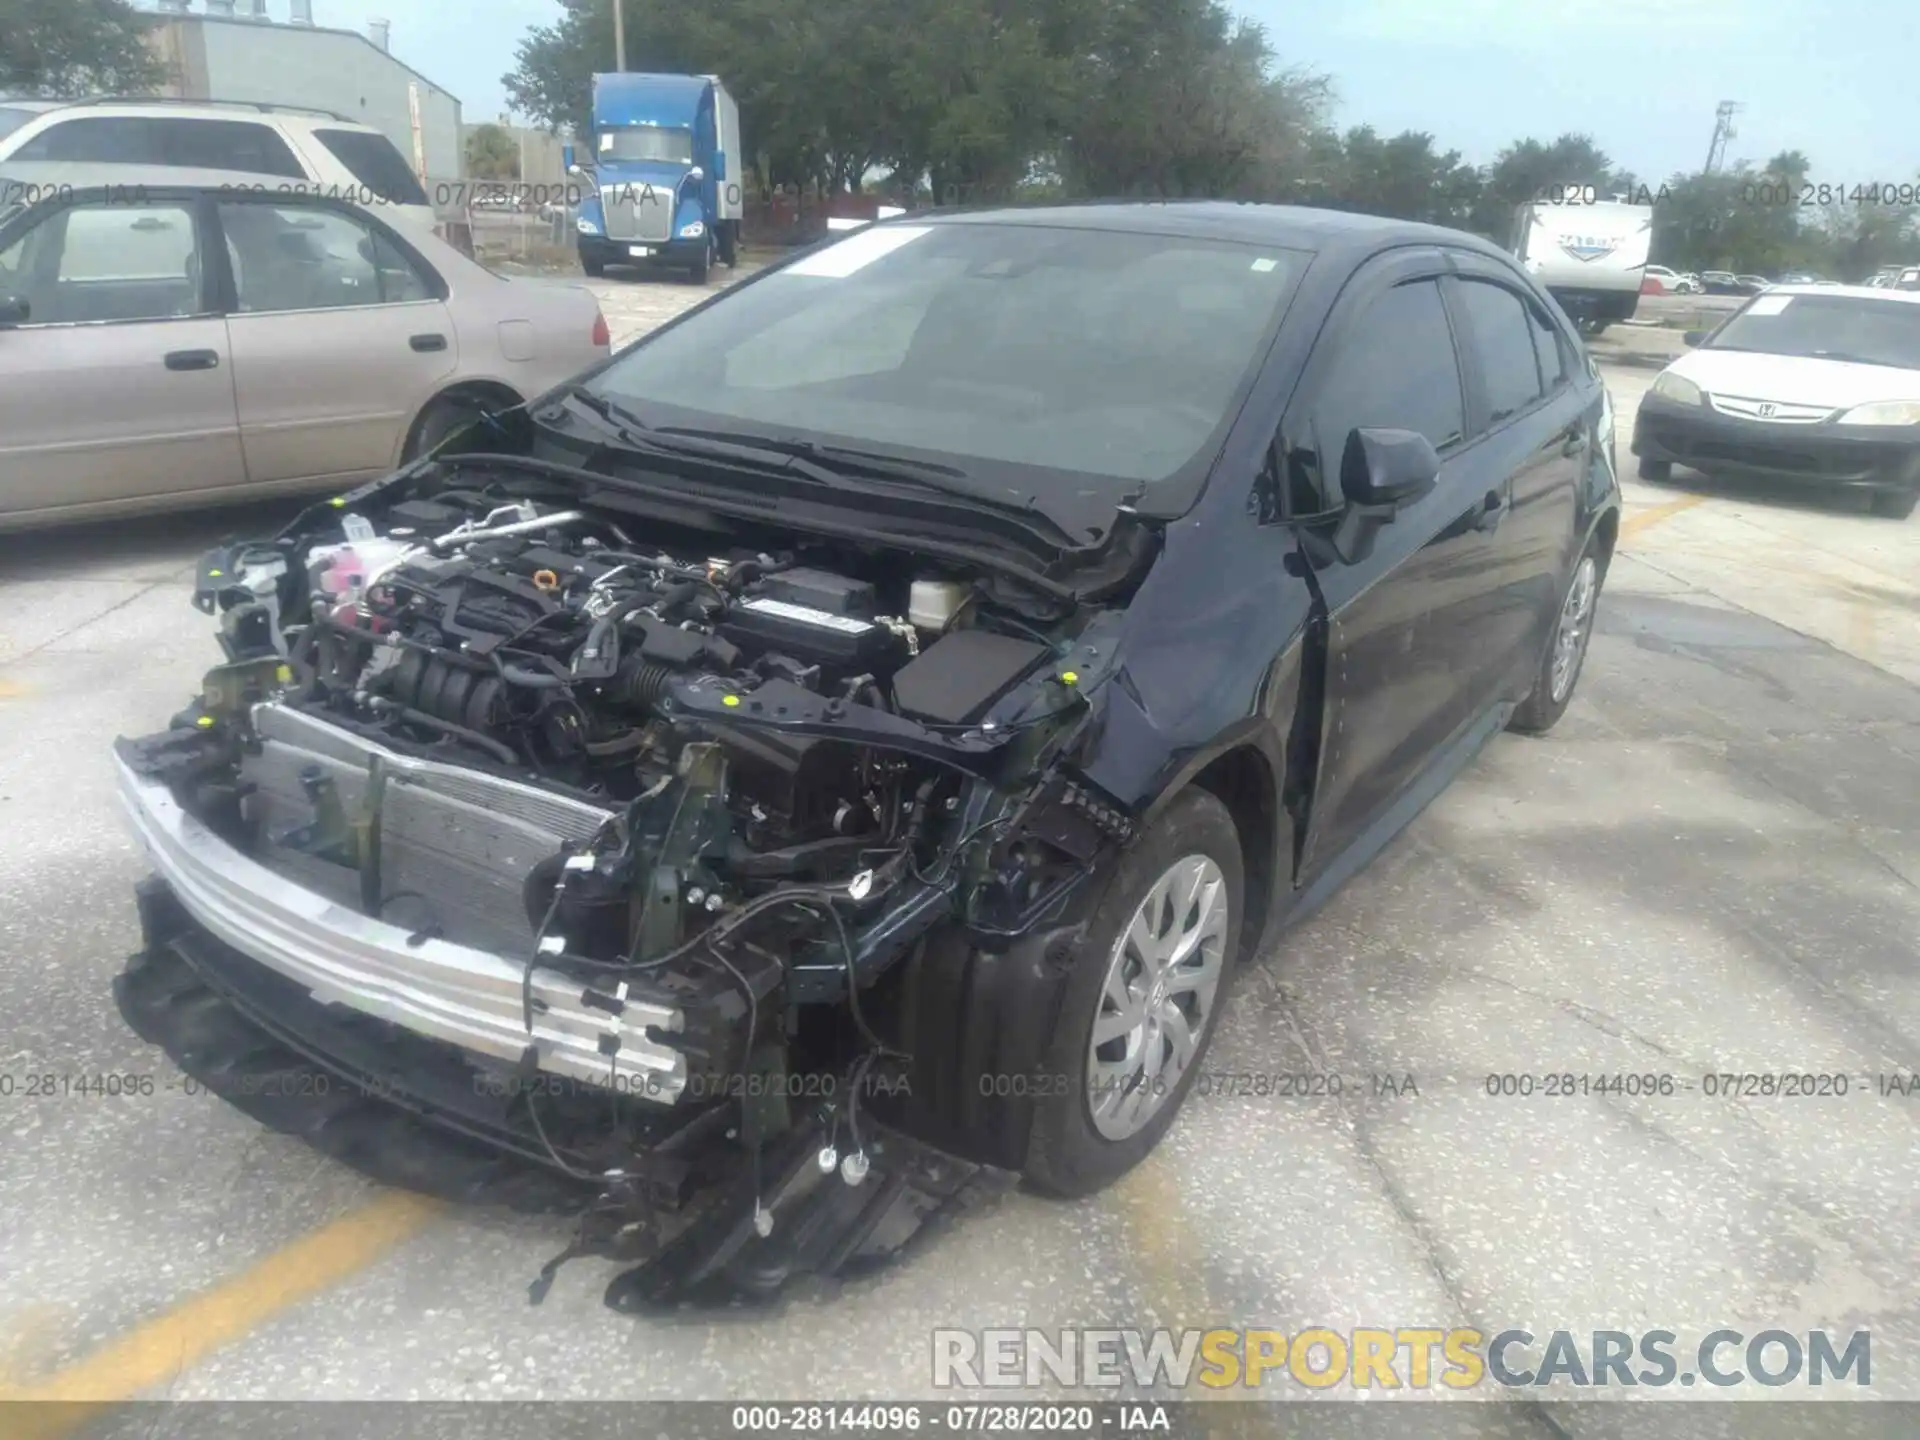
<box><xmin>1550</xmin><ymin>555</ymin><xmax>1599</xmax><ymax>703</ymax></box>
<box><xmin>1086</xmin><ymin>854</ymin><xmax>1229</xmax><ymax>1141</ymax></box>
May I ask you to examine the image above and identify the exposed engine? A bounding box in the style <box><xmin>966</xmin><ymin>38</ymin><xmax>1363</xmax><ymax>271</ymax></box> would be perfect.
<box><xmin>145</xmin><ymin>468</ymin><xmax>1127</xmax><ymax>1132</ymax></box>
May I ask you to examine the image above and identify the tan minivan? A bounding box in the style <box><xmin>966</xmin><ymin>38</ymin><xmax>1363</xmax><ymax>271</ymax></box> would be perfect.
<box><xmin>0</xmin><ymin>166</ymin><xmax>611</xmax><ymax>531</ymax></box>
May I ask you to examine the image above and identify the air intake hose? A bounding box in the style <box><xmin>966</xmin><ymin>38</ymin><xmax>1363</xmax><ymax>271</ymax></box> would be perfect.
<box><xmin>611</xmin><ymin>655</ymin><xmax>676</xmax><ymax>712</ymax></box>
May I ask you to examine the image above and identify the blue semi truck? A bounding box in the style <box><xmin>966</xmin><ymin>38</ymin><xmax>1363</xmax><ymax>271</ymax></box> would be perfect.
<box><xmin>567</xmin><ymin>72</ymin><xmax>743</xmax><ymax>283</ymax></box>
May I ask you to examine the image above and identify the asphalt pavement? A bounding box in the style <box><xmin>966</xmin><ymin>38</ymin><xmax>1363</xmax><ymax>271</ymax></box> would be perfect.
<box><xmin>0</xmin><ymin>274</ymin><xmax>1915</xmax><ymax>1424</ymax></box>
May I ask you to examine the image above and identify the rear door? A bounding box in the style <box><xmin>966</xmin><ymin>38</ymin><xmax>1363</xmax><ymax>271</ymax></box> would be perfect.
<box><xmin>1444</xmin><ymin>263</ymin><xmax>1586</xmax><ymax>696</ymax></box>
<box><xmin>214</xmin><ymin>195</ymin><xmax>457</xmax><ymax>486</ymax></box>
<box><xmin>0</xmin><ymin>191</ymin><xmax>244</xmax><ymax>522</ymax></box>
<box><xmin>1284</xmin><ymin>253</ymin><xmax>1515</xmax><ymax>879</ymax></box>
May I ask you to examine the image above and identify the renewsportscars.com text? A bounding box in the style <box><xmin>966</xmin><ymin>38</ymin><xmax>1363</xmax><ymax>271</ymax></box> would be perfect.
<box><xmin>931</xmin><ymin>1327</ymin><xmax>1871</xmax><ymax>1391</ymax></box>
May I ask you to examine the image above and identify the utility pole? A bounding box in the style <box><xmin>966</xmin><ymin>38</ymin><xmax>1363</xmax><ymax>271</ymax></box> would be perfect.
<box><xmin>1704</xmin><ymin>101</ymin><xmax>1740</xmax><ymax>174</ymax></box>
<box><xmin>612</xmin><ymin>0</ymin><xmax>626</xmax><ymax>71</ymax></box>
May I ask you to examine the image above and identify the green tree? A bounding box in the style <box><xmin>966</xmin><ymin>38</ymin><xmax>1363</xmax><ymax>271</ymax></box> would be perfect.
<box><xmin>465</xmin><ymin>123</ymin><xmax>522</xmax><ymax>180</ymax></box>
<box><xmin>1300</xmin><ymin>126</ymin><xmax>1482</xmax><ymax>227</ymax></box>
<box><xmin>1469</xmin><ymin>133</ymin><xmax>1630</xmax><ymax>239</ymax></box>
<box><xmin>0</xmin><ymin>0</ymin><xmax>166</xmax><ymax>97</ymax></box>
<box><xmin>1061</xmin><ymin>0</ymin><xmax>1328</xmax><ymax>200</ymax></box>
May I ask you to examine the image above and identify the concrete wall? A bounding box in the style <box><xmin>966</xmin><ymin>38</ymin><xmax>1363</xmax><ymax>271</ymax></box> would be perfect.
<box><xmin>149</xmin><ymin>17</ymin><xmax>463</xmax><ymax>178</ymax></box>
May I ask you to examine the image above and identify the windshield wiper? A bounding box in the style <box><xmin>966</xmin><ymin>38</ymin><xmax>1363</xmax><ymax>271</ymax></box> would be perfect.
<box><xmin>653</xmin><ymin>425</ymin><xmax>972</xmax><ymax>489</ymax></box>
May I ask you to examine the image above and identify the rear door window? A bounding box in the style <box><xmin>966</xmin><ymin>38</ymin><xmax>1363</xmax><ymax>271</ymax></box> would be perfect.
<box><xmin>220</xmin><ymin>201</ymin><xmax>433</xmax><ymax>312</ymax></box>
<box><xmin>10</xmin><ymin>116</ymin><xmax>305</xmax><ymax>179</ymax></box>
<box><xmin>312</xmin><ymin>129</ymin><xmax>429</xmax><ymax>207</ymax></box>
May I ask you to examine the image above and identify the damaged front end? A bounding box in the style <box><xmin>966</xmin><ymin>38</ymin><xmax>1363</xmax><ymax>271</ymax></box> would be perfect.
<box><xmin>114</xmin><ymin>453</ymin><xmax>1147</xmax><ymax>1307</ymax></box>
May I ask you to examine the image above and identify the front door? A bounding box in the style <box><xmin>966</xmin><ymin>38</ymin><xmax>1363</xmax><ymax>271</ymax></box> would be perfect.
<box><xmin>0</xmin><ymin>194</ymin><xmax>244</xmax><ymax>523</ymax></box>
<box><xmin>1288</xmin><ymin>268</ymin><xmax>1514</xmax><ymax>879</ymax></box>
<box><xmin>215</xmin><ymin>197</ymin><xmax>456</xmax><ymax>487</ymax></box>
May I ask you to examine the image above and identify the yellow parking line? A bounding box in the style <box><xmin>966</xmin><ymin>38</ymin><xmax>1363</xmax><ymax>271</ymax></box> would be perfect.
<box><xmin>0</xmin><ymin>677</ymin><xmax>30</xmax><ymax>699</ymax></box>
<box><xmin>0</xmin><ymin>1192</ymin><xmax>439</xmax><ymax>1437</ymax></box>
<box><xmin>1620</xmin><ymin>495</ymin><xmax>1707</xmax><ymax>543</ymax></box>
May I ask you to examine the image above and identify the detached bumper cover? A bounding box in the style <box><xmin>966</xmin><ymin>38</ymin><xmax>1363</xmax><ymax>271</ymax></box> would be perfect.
<box><xmin>113</xmin><ymin>746</ymin><xmax>689</xmax><ymax>1097</ymax></box>
<box><xmin>1634</xmin><ymin>394</ymin><xmax>1920</xmax><ymax>492</ymax></box>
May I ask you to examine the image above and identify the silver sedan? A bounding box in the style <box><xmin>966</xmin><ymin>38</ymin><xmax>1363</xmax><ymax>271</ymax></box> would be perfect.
<box><xmin>0</xmin><ymin>164</ymin><xmax>610</xmax><ymax>531</ymax></box>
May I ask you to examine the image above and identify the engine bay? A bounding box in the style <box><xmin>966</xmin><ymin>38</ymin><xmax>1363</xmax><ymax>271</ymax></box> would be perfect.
<box><xmin>135</xmin><ymin>460</ymin><xmax>1134</xmax><ymax>1127</ymax></box>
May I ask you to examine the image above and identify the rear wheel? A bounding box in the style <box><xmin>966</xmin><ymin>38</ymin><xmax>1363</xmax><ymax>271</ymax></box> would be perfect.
<box><xmin>403</xmin><ymin>394</ymin><xmax>491</xmax><ymax>463</ymax></box>
<box><xmin>1022</xmin><ymin>789</ymin><xmax>1242</xmax><ymax>1198</ymax></box>
<box><xmin>1509</xmin><ymin>542</ymin><xmax>1604</xmax><ymax>736</ymax></box>
<box><xmin>1637</xmin><ymin>456</ymin><xmax>1672</xmax><ymax>482</ymax></box>
<box><xmin>1871</xmin><ymin>488</ymin><xmax>1918</xmax><ymax>519</ymax></box>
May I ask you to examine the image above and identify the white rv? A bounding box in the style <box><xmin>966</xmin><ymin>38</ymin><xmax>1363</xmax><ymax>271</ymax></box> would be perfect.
<box><xmin>1512</xmin><ymin>195</ymin><xmax>1655</xmax><ymax>336</ymax></box>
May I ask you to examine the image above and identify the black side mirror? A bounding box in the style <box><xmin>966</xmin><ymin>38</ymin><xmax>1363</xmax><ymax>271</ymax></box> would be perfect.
<box><xmin>1682</xmin><ymin>329</ymin><xmax>1706</xmax><ymax>347</ymax></box>
<box><xmin>0</xmin><ymin>295</ymin><xmax>29</xmax><ymax>327</ymax></box>
<box><xmin>1340</xmin><ymin>426</ymin><xmax>1440</xmax><ymax>508</ymax></box>
<box><xmin>1328</xmin><ymin>427</ymin><xmax>1440</xmax><ymax>565</ymax></box>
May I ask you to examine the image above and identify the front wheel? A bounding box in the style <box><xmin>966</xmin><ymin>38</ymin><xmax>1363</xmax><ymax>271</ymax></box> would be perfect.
<box><xmin>1509</xmin><ymin>542</ymin><xmax>1605</xmax><ymax>735</ymax></box>
<box><xmin>1022</xmin><ymin>789</ymin><xmax>1243</xmax><ymax>1198</ymax></box>
<box><xmin>685</xmin><ymin>236</ymin><xmax>712</xmax><ymax>285</ymax></box>
<box><xmin>1637</xmin><ymin>456</ymin><xmax>1672</xmax><ymax>482</ymax></box>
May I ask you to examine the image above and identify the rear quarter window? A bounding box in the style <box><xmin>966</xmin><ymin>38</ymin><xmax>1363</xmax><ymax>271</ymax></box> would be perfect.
<box><xmin>312</xmin><ymin>129</ymin><xmax>429</xmax><ymax>207</ymax></box>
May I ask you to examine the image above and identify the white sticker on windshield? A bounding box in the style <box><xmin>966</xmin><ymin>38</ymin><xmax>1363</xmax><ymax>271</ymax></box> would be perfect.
<box><xmin>1251</xmin><ymin>257</ymin><xmax>1278</xmax><ymax>273</ymax></box>
<box><xmin>784</xmin><ymin>225</ymin><xmax>933</xmax><ymax>278</ymax></box>
<box><xmin>1748</xmin><ymin>294</ymin><xmax>1793</xmax><ymax>315</ymax></box>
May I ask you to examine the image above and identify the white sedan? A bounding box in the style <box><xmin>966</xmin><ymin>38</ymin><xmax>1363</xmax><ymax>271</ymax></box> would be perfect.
<box><xmin>1631</xmin><ymin>284</ymin><xmax>1920</xmax><ymax>519</ymax></box>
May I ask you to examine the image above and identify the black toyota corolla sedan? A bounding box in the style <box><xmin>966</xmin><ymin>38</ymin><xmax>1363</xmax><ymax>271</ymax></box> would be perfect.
<box><xmin>115</xmin><ymin>203</ymin><xmax>1620</xmax><ymax>1307</ymax></box>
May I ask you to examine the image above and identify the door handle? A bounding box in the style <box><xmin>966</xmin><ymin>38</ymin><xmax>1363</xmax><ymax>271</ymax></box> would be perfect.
<box><xmin>1561</xmin><ymin>423</ymin><xmax>1588</xmax><ymax>458</ymax></box>
<box><xmin>1471</xmin><ymin>489</ymin><xmax>1509</xmax><ymax>533</ymax></box>
<box><xmin>410</xmin><ymin>333</ymin><xmax>448</xmax><ymax>353</ymax></box>
<box><xmin>164</xmin><ymin>349</ymin><xmax>220</xmax><ymax>371</ymax></box>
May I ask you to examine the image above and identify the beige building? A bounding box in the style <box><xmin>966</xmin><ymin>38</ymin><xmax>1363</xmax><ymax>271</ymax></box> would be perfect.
<box><xmin>144</xmin><ymin>0</ymin><xmax>463</xmax><ymax>179</ymax></box>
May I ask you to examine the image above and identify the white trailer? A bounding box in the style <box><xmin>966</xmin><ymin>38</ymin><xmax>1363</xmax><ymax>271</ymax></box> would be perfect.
<box><xmin>1512</xmin><ymin>195</ymin><xmax>1654</xmax><ymax>336</ymax></box>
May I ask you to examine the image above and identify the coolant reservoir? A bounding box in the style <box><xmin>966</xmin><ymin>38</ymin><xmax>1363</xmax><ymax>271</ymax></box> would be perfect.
<box><xmin>909</xmin><ymin>578</ymin><xmax>968</xmax><ymax>633</ymax></box>
<box><xmin>310</xmin><ymin>537</ymin><xmax>412</xmax><ymax>601</ymax></box>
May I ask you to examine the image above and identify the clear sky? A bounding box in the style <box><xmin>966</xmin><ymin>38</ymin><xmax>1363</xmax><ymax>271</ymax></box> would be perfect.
<box><xmin>243</xmin><ymin>0</ymin><xmax>1917</xmax><ymax>183</ymax></box>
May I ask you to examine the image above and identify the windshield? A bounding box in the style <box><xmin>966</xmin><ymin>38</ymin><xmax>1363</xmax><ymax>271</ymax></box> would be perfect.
<box><xmin>1706</xmin><ymin>293</ymin><xmax>1920</xmax><ymax>369</ymax></box>
<box><xmin>597</xmin><ymin>124</ymin><xmax>694</xmax><ymax>166</ymax></box>
<box><xmin>589</xmin><ymin>222</ymin><xmax>1305</xmax><ymax>488</ymax></box>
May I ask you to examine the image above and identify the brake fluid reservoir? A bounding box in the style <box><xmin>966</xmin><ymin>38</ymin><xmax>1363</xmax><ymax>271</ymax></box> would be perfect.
<box><xmin>908</xmin><ymin>578</ymin><xmax>968</xmax><ymax>633</ymax></box>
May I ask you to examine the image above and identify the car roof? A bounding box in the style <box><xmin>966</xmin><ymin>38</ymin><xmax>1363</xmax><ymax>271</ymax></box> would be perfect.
<box><xmin>0</xmin><ymin>98</ymin><xmax>63</xmax><ymax>113</ymax></box>
<box><xmin>919</xmin><ymin>200</ymin><xmax>1516</xmax><ymax>264</ymax></box>
<box><xmin>1</xmin><ymin>97</ymin><xmax>377</xmax><ymax>128</ymax></box>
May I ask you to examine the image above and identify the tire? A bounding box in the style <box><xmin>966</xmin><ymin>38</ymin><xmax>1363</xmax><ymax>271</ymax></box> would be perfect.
<box><xmin>1637</xmin><ymin>456</ymin><xmax>1672</xmax><ymax>482</ymax></box>
<box><xmin>403</xmin><ymin>395</ymin><xmax>487</xmax><ymax>463</ymax></box>
<box><xmin>717</xmin><ymin>224</ymin><xmax>738</xmax><ymax>268</ymax></box>
<box><xmin>1022</xmin><ymin>788</ymin><xmax>1244</xmax><ymax>1199</ymax></box>
<box><xmin>686</xmin><ymin>237</ymin><xmax>712</xmax><ymax>285</ymax></box>
<box><xmin>1509</xmin><ymin>540</ymin><xmax>1605</xmax><ymax>736</ymax></box>
<box><xmin>580</xmin><ymin>251</ymin><xmax>606</xmax><ymax>279</ymax></box>
<box><xmin>1870</xmin><ymin>488</ymin><xmax>1918</xmax><ymax>520</ymax></box>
